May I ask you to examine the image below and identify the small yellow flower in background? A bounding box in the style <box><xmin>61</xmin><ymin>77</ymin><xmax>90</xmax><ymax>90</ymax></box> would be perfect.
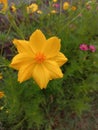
<box><xmin>37</xmin><ymin>10</ymin><xmax>42</xmax><ymax>14</ymax></box>
<box><xmin>10</xmin><ymin>3</ymin><xmax>16</xmax><ymax>12</ymax></box>
<box><xmin>10</xmin><ymin>29</ymin><xmax>68</xmax><ymax>89</ymax></box>
<box><xmin>0</xmin><ymin>0</ymin><xmax>8</xmax><ymax>12</ymax></box>
<box><xmin>0</xmin><ymin>91</ymin><xmax>5</xmax><ymax>99</ymax></box>
<box><xmin>0</xmin><ymin>73</ymin><xmax>3</xmax><ymax>79</ymax></box>
<box><xmin>0</xmin><ymin>106</ymin><xmax>4</xmax><ymax>110</ymax></box>
<box><xmin>51</xmin><ymin>10</ymin><xmax>57</xmax><ymax>14</ymax></box>
<box><xmin>27</xmin><ymin>3</ymin><xmax>38</xmax><ymax>14</ymax></box>
<box><xmin>71</xmin><ymin>6</ymin><xmax>77</xmax><ymax>11</ymax></box>
<box><xmin>53</xmin><ymin>0</ymin><xmax>58</xmax><ymax>2</ymax></box>
<box><xmin>63</xmin><ymin>2</ymin><xmax>70</xmax><ymax>10</ymax></box>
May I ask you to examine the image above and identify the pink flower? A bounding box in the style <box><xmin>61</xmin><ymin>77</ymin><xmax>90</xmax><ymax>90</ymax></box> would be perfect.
<box><xmin>79</xmin><ymin>44</ymin><xmax>89</xmax><ymax>51</ymax></box>
<box><xmin>89</xmin><ymin>45</ymin><xmax>96</xmax><ymax>52</ymax></box>
<box><xmin>53</xmin><ymin>3</ymin><xmax>60</xmax><ymax>8</ymax></box>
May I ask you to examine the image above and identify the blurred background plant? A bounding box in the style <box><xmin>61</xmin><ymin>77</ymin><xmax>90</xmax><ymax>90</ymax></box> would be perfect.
<box><xmin>0</xmin><ymin>0</ymin><xmax>98</xmax><ymax>129</ymax></box>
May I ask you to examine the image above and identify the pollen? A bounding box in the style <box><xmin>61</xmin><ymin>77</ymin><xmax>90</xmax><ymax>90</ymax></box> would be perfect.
<box><xmin>35</xmin><ymin>52</ymin><xmax>46</xmax><ymax>63</ymax></box>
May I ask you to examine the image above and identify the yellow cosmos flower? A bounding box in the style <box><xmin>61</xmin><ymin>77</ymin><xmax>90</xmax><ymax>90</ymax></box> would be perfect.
<box><xmin>51</xmin><ymin>10</ymin><xmax>57</xmax><ymax>14</ymax></box>
<box><xmin>10</xmin><ymin>3</ymin><xmax>16</xmax><ymax>12</ymax></box>
<box><xmin>53</xmin><ymin>0</ymin><xmax>58</xmax><ymax>2</ymax></box>
<box><xmin>71</xmin><ymin>6</ymin><xmax>77</xmax><ymax>11</ymax></box>
<box><xmin>10</xmin><ymin>30</ymin><xmax>68</xmax><ymax>89</ymax></box>
<box><xmin>0</xmin><ymin>91</ymin><xmax>5</xmax><ymax>99</ymax></box>
<box><xmin>37</xmin><ymin>10</ymin><xmax>42</xmax><ymax>14</ymax></box>
<box><xmin>27</xmin><ymin>3</ymin><xmax>38</xmax><ymax>14</ymax></box>
<box><xmin>63</xmin><ymin>2</ymin><xmax>70</xmax><ymax>10</ymax></box>
<box><xmin>0</xmin><ymin>0</ymin><xmax>8</xmax><ymax>12</ymax></box>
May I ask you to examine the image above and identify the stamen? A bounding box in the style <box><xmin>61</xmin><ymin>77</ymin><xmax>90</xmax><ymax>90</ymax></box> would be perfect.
<box><xmin>35</xmin><ymin>52</ymin><xmax>46</xmax><ymax>63</ymax></box>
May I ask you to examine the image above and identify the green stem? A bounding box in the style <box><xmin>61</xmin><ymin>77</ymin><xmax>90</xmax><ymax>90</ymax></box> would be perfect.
<box><xmin>13</xmin><ymin>117</ymin><xmax>26</xmax><ymax>130</ymax></box>
<box><xmin>60</xmin><ymin>0</ymin><xmax>63</xmax><ymax>16</ymax></box>
<box><xmin>59</xmin><ymin>8</ymin><xmax>85</xmax><ymax>34</ymax></box>
<box><xmin>0</xmin><ymin>65</ymin><xmax>9</xmax><ymax>68</ymax></box>
<box><xmin>7</xmin><ymin>12</ymin><xmax>25</xmax><ymax>39</ymax></box>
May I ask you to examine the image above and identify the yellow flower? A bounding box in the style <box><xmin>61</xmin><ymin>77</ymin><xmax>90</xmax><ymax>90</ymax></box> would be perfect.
<box><xmin>0</xmin><ymin>73</ymin><xmax>3</xmax><ymax>79</ymax></box>
<box><xmin>10</xmin><ymin>30</ymin><xmax>68</xmax><ymax>89</ymax></box>
<box><xmin>37</xmin><ymin>10</ymin><xmax>42</xmax><ymax>14</ymax></box>
<box><xmin>71</xmin><ymin>6</ymin><xmax>77</xmax><ymax>11</ymax></box>
<box><xmin>0</xmin><ymin>106</ymin><xmax>4</xmax><ymax>110</ymax></box>
<box><xmin>0</xmin><ymin>91</ymin><xmax>5</xmax><ymax>99</ymax></box>
<box><xmin>53</xmin><ymin>0</ymin><xmax>58</xmax><ymax>2</ymax></box>
<box><xmin>51</xmin><ymin>10</ymin><xmax>57</xmax><ymax>14</ymax></box>
<box><xmin>10</xmin><ymin>3</ymin><xmax>16</xmax><ymax>12</ymax></box>
<box><xmin>27</xmin><ymin>3</ymin><xmax>38</xmax><ymax>14</ymax></box>
<box><xmin>0</xmin><ymin>0</ymin><xmax>8</xmax><ymax>12</ymax></box>
<box><xmin>63</xmin><ymin>2</ymin><xmax>70</xmax><ymax>10</ymax></box>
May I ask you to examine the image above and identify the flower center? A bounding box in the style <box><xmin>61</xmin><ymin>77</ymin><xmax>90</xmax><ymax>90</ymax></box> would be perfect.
<box><xmin>35</xmin><ymin>52</ymin><xmax>46</xmax><ymax>63</ymax></box>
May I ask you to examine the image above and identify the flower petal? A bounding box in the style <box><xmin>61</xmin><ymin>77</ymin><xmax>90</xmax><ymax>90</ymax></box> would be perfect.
<box><xmin>29</xmin><ymin>29</ymin><xmax>46</xmax><ymax>52</ymax></box>
<box><xmin>43</xmin><ymin>37</ymin><xmax>61</xmax><ymax>58</ymax></box>
<box><xmin>18</xmin><ymin>63</ymin><xmax>35</xmax><ymax>83</ymax></box>
<box><xmin>13</xmin><ymin>39</ymin><xmax>33</xmax><ymax>53</ymax></box>
<box><xmin>44</xmin><ymin>60</ymin><xmax>63</xmax><ymax>79</ymax></box>
<box><xmin>0</xmin><ymin>0</ymin><xmax>8</xmax><ymax>12</ymax></box>
<box><xmin>32</xmin><ymin>64</ymin><xmax>50</xmax><ymax>89</ymax></box>
<box><xmin>53</xmin><ymin>52</ymin><xmax>68</xmax><ymax>67</ymax></box>
<box><xmin>10</xmin><ymin>53</ymin><xmax>34</xmax><ymax>70</ymax></box>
